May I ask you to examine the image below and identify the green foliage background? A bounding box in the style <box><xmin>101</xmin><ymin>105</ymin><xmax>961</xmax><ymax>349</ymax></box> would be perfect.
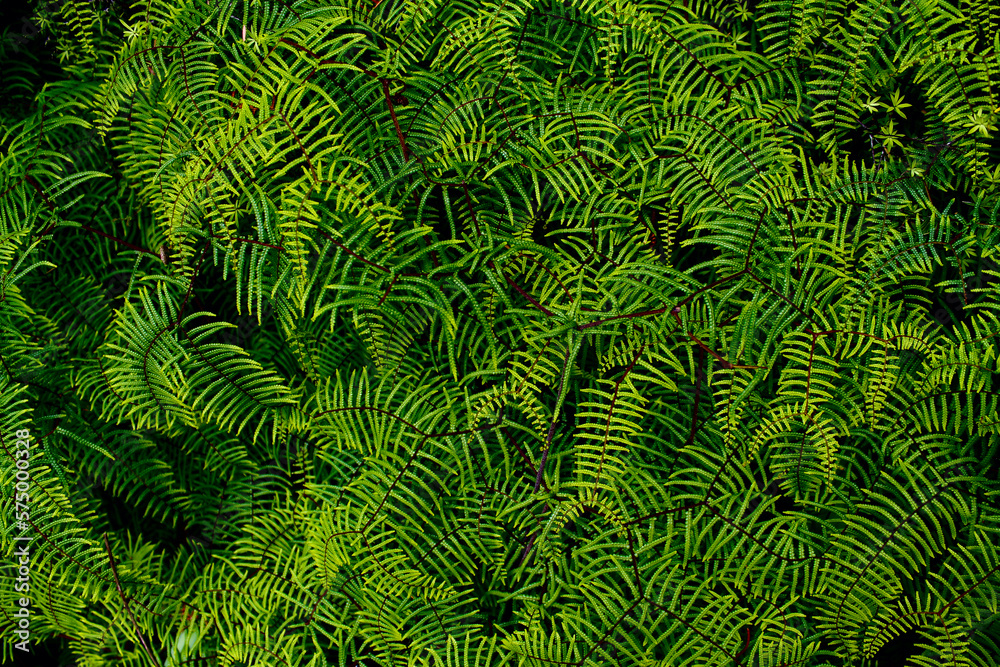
<box><xmin>1</xmin><ymin>0</ymin><xmax>1000</xmax><ymax>665</ymax></box>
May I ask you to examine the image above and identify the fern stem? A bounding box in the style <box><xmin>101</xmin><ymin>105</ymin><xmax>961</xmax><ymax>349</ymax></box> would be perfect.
<box><xmin>103</xmin><ymin>534</ymin><xmax>158</xmax><ymax>667</ymax></box>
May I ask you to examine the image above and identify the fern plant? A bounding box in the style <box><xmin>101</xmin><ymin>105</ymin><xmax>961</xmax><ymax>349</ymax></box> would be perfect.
<box><xmin>1</xmin><ymin>0</ymin><xmax>999</xmax><ymax>665</ymax></box>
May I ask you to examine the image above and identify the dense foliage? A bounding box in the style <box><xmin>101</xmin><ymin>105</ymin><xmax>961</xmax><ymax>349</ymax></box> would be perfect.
<box><xmin>1</xmin><ymin>0</ymin><xmax>1000</xmax><ymax>665</ymax></box>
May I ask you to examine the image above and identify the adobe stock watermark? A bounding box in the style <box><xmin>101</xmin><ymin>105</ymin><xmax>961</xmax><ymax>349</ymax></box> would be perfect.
<box><xmin>60</xmin><ymin>123</ymin><xmax>104</xmax><ymax>162</ymax></box>
<box><xmin>101</xmin><ymin>270</ymin><xmax>131</xmax><ymax>311</ymax></box>
<box><xmin>930</xmin><ymin>251</ymin><xmax>1000</xmax><ymax>328</ymax></box>
<box><xmin>9</xmin><ymin>272</ymin><xmax>126</xmax><ymax>387</ymax></box>
<box><xmin>9</xmin><ymin>428</ymin><xmax>33</xmax><ymax>654</ymax></box>
<box><xmin>219</xmin><ymin>301</ymin><xmax>274</xmax><ymax>350</ymax></box>
<box><xmin>3</xmin><ymin>0</ymin><xmax>118</xmax><ymax>54</ymax></box>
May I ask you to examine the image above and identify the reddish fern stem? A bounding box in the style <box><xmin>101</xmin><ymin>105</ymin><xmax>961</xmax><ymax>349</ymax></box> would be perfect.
<box><xmin>104</xmin><ymin>534</ymin><xmax>158</xmax><ymax>667</ymax></box>
<box><xmin>487</xmin><ymin>260</ymin><xmax>554</xmax><ymax>317</ymax></box>
<box><xmin>534</xmin><ymin>348</ymin><xmax>573</xmax><ymax>493</ymax></box>
<box><xmin>381</xmin><ymin>78</ymin><xmax>411</xmax><ymax>161</ymax></box>
<box><xmin>733</xmin><ymin>625</ymin><xmax>752</xmax><ymax>665</ymax></box>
